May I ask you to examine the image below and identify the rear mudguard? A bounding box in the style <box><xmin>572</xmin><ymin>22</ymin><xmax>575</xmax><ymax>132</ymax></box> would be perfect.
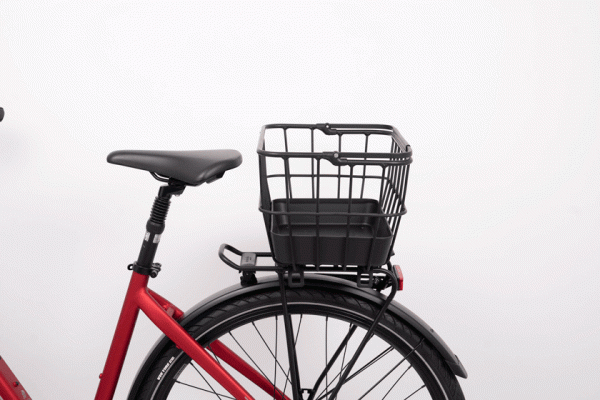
<box><xmin>127</xmin><ymin>273</ymin><xmax>467</xmax><ymax>399</ymax></box>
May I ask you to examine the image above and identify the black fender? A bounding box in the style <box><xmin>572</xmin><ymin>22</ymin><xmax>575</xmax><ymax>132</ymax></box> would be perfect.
<box><xmin>127</xmin><ymin>274</ymin><xmax>467</xmax><ymax>399</ymax></box>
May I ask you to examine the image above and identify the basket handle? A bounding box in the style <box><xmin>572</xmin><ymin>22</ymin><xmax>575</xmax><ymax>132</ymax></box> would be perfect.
<box><xmin>315</xmin><ymin>123</ymin><xmax>397</xmax><ymax>136</ymax></box>
<box><xmin>322</xmin><ymin>151</ymin><xmax>411</xmax><ymax>166</ymax></box>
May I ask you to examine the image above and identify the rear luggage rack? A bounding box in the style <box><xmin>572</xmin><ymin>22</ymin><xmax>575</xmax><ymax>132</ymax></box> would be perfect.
<box><xmin>218</xmin><ymin>243</ymin><xmax>402</xmax><ymax>290</ymax></box>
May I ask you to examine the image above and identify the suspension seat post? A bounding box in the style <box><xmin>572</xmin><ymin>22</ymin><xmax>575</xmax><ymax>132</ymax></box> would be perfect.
<box><xmin>133</xmin><ymin>181</ymin><xmax>186</xmax><ymax>276</ymax></box>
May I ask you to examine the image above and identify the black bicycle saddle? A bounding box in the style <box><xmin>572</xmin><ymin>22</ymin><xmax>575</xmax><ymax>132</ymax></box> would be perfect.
<box><xmin>107</xmin><ymin>149</ymin><xmax>242</xmax><ymax>186</ymax></box>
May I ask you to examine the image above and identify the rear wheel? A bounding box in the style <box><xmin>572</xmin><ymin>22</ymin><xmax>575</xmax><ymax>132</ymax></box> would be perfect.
<box><xmin>135</xmin><ymin>287</ymin><xmax>464</xmax><ymax>400</ymax></box>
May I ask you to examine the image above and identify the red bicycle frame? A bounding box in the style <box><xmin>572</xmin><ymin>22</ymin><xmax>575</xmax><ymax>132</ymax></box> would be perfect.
<box><xmin>0</xmin><ymin>357</ymin><xmax>32</xmax><ymax>400</ymax></box>
<box><xmin>94</xmin><ymin>270</ymin><xmax>290</xmax><ymax>400</ymax></box>
<box><xmin>1</xmin><ymin>270</ymin><xmax>289</xmax><ymax>400</ymax></box>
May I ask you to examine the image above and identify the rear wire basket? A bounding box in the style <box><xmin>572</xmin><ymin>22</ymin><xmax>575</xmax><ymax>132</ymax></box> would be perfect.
<box><xmin>258</xmin><ymin>123</ymin><xmax>412</xmax><ymax>272</ymax></box>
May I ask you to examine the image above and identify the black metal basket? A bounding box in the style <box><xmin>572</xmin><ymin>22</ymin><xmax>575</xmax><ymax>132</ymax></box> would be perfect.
<box><xmin>258</xmin><ymin>123</ymin><xmax>412</xmax><ymax>270</ymax></box>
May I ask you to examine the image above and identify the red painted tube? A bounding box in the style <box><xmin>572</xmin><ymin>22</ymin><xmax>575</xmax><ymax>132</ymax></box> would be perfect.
<box><xmin>148</xmin><ymin>289</ymin><xmax>184</xmax><ymax>321</ymax></box>
<box><xmin>136</xmin><ymin>287</ymin><xmax>255</xmax><ymax>400</ymax></box>
<box><xmin>0</xmin><ymin>356</ymin><xmax>32</xmax><ymax>400</ymax></box>
<box><xmin>210</xmin><ymin>340</ymin><xmax>291</xmax><ymax>400</ymax></box>
<box><xmin>94</xmin><ymin>272</ymin><xmax>148</xmax><ymax>400</ymax></box>
<box><xmin>94</xmin><ymin>271</ymin><xmax>255</xmax><ymax>400</ymax></box>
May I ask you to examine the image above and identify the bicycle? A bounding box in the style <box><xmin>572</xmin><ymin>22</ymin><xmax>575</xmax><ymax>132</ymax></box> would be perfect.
<box><xmin>0</xmin><ymin>110</ymin><xmax>467</xmax><ymax>400</ymax></box>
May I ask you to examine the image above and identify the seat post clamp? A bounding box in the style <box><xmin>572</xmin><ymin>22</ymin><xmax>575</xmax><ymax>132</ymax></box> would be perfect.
<box><xmin>127</xmin><ymin>262</ymin><xmax>162</xmax><ymax>278</ymax></box>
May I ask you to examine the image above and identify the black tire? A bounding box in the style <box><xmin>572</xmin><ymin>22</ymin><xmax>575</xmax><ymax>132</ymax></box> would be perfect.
<box><xmin>134</xmin><ymin>287</ymin><xmax>465</xmax><ymax>400</ymax></box>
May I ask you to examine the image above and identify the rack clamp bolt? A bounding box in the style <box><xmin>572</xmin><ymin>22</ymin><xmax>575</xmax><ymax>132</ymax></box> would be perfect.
<box><xmin>240</xmin><ymin>271</ymin><xmax>257</xmax><ymax>287</ymax></box>
<box><xmin>148</xmin><ymin>263</ymin><xmax>162</xmax><ymax>278</ymax></box>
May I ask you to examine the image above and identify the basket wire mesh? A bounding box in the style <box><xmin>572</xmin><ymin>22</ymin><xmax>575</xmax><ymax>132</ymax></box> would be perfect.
<box><xmin>258</xmin><ymin>123</ymin><xmax>412</xmax><ymax>271</ymax></box>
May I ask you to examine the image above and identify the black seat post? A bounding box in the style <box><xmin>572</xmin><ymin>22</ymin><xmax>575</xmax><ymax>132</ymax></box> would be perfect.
<box><xmin>132</xmin><ymin>181</ymin><xmax>186</xmax><ymax>277</ymax></box>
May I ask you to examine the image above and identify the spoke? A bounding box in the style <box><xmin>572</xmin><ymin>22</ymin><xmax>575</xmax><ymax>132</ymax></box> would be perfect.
<box><xmin>174</xmin><ymin>380</ymin><xmax>235</xmax><ymax>399</ymax></box>
<box><xmin>317</xmin><ymin>339</ymin><xmax>424</xmax><ymax>400</ymax></box>
<box><xmin>308</xmin><ymin>324</ymin><xmax>358</xmax><ymax>400</ymax></box>
<box><xmin>339</xmin><ymin>324</ymin><xmax>350</xmax><ymax>378</ymax></box>
<box><xmin>229</xmin><ymin>331</ymin><xmax>274</xmax><ymax>386</ymax></box>
<box><xmin>345</xmin><ymin>343</ymin><xmax>391</xmax><ymax>381</ymax></box>
<box><xmin>251</xmin><ymin>321</ymin><xmax>292</xmax><ymax>385</ymax></box>
<box><xmin>314</xmin><ymin>365</ymin><xmax>348</xmax><ymax>400</ymax></box>
<box><xmin>315</xmin><ymin>346</ymin><xmax>393</xmax><ymax>400</ymax></box>
<box><xmin>190</xmin><ymin>362</ymin><xmax>224</xmax><ymax>400</ymax></box>
<box><xmin>382</xmin><ymin>365</ymin><xmax>412</xmax><ymax>400</ymax></box>
<box><xmin>357</xmin><ymin>357</ymin><xmax>410</xmax><ymax>399</ymax></box>
<box><xmin>404</xmin><ymin>385</ymin><xmax>426</xmax><ymax>400</ymax></box>
<box><xmin>207</xmin><ymin>344</ymin><xmax>222</xmax><ymax>367</ymax></box>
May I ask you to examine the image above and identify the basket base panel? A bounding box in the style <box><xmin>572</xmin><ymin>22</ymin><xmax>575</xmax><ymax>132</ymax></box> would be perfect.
<box><xmin>271</xmin><ymin>232</ymin><xmax>392</xmax><ymax>267</ymax></box>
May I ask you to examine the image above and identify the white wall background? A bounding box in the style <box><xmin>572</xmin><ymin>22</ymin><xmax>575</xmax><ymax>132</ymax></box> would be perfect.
<box><xmin>0</xmin><ymin>1</ymin><xmax>598</xmax><ymax>399</ymax></box>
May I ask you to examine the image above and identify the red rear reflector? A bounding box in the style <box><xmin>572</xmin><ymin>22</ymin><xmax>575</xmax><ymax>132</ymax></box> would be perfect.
<box><xmin>393</xmin><ymin>265</ymin><xmax>404</xmax><ymax>290</ymax></box>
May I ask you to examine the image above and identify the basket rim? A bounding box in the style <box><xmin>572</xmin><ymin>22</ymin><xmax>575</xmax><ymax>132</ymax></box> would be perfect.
<box><xmin>257</xmin><ymin>123</ymin><xmax>413</xmax><ymax>166</ymax></box>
